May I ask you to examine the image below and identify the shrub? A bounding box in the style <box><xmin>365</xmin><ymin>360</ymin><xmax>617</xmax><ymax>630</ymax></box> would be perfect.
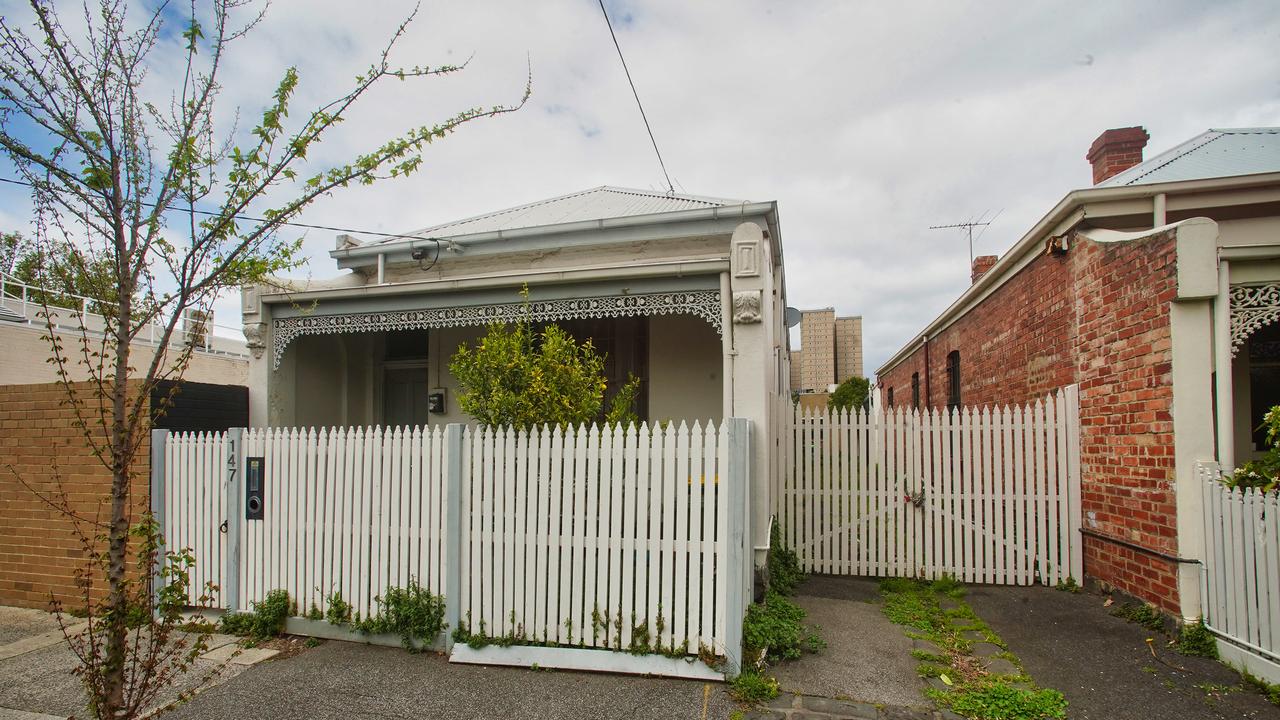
<box><xmin>829</xmin><ymin>376</ymin><xmax>870</xmax><ymax>412</ymax></box>
<box><xmin>354</xmin><ymin>579</ymin><xmax>446</xmax><ymax>652</ymax></box>
<box><xmin>1226</xmin><ymin>406</ymin><xmax>1280</xmax><ymax>492</ymax></box>
<box><xmin>729</xmin><ymin>672</ymin><xmax>780</xmax><ymax>703</ymax></box>
<box><xmin>768</xmin><ymin>519</ymin><xmax>805</xmax><ymax>596</ymax></box>
<box><xmin>325</xmin><ymin>591</ymin><xmax>352</xmax><ymax>625</ymax></box>
<box><xmin>743</xmin><ymin>591</ymin><xmax>824</xmax><ymax>664</ymax></box>
<box><xmin>222</xmin><ymin>589</ymin><xmax>293</xmax><ymax>639</ymax></box>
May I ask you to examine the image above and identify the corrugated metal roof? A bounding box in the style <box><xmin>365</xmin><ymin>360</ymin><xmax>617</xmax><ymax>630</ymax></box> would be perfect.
<box><xmin>375</xmin><ymin>186</ymin><xmax>749</xmax><ymax>244</ymax></box>
<box><xmin>1098</xmin><ymin>127</ymin><xmax>1280</xmax><ymax>187</ymax></box>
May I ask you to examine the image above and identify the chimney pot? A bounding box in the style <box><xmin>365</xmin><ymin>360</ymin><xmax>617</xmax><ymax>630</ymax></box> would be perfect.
<box><xmin>971</xmin><ymin>255</ymin><xmax>999</xmax><ymax>284</ymax></box>
<box><xmin>1087</xmin><ymin>126</ymin><xmax>1150</xmax><ymax>184</ymax></box>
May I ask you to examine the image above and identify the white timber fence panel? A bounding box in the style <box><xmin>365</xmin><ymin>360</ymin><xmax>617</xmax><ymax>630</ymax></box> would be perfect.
<box><xmin>456</xmin><ymin>420</ymin><xmax>740</xmax><ymax>664</ymax></box>
<box><xmin>777</xmin><ymin>385</ymin><xmax>1082</xmax><ymax>586</ymax></box>
<box><xmin>1200</xmin><ymin>461</ymin><xmax>1280</xmax><ymax>666</ymax></box>
<box><xmin>160</xmin><ymin>418</ymin><xmax>749</xmax><ymax>676</ymax></box>
<box><xmin>155</xmin><ymin>429</ymin><xmax>228</xmax><ymax>608</ymax></box>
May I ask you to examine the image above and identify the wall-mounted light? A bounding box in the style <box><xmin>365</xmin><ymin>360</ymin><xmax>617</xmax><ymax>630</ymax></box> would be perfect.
<box><xmin>1045</xmin><ymin>234</ymin><xmax>1070</xmax><ymax>256</ymax></box>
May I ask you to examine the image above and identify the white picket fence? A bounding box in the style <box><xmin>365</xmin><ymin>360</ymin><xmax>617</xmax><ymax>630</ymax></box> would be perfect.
<box><xmin>1199</xmin><ymin>461</ymin><xmax>1280</xmax><ymax>664</ymax></box>
<box><xmin>776</xmin><ymin>385</ymin><xmax>1082</xmax><ymax>586</ymax></box>
<box><xmin>460</xmin><ymin>422</ymin><xmax>736</xmax><ymax>655</ymax></box>
<box><xmin>155</xmin><ymin>419</ymin><xmax>750</xmax><ymax>675</ymax></box>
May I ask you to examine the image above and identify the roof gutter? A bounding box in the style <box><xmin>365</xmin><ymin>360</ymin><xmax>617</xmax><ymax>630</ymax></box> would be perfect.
<box><xmin>330</xmin><ymin>201</ymin><xmax>780</xmax><ymax>265</ymax></box>
<box><xmin>876</xmin><ymin>171</ymin><xmax>1280</xmax><ymax>377</ymax></box>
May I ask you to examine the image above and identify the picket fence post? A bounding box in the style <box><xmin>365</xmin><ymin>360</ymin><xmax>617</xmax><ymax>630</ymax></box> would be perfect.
<box><xmin>225</xmin><ymin>427</ymin><xmax>245</xmax><ymax>614</ymax></box>
<box><xmin>150</xmin><ymin>429</ymin><xmax>168</xmax><ymax>610</ymax></box>
<box><xmin>443</xmin><ymin>423</ymin><xmax>464</xmax><ymax>650</ymax></box>
<box><xmin>723</xmin><ymin>417</ymin><xmax>751</xmax><ymax>676</ymax></box>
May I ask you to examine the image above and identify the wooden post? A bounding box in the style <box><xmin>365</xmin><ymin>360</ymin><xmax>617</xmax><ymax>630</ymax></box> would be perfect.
<box><xmin>444</xmin><ymin>423</ymin><xmax>464</xmax><ymax>650</ymax></box>
<box><xmin>150</xmin><ymin>429</ymin><xmax>168</xmax><ymax>611</ymax></box>
<box><xmin>225</xmin><ymin>427</ymin><xmax>244</xmax><ymax>613</ymax></box>
<box><xmin>723</xmin><ymin>417</ymin><xmax>751</xmax><ymax>675</ymax></box>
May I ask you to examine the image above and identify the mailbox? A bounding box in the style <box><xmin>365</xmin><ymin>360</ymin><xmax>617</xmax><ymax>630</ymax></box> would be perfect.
<box><xmin>428</xmin><ymin>388</ymin><xmax>446</xmax><ymax>414</ymax></box>
<box><xmin>245</xmin><ymin>456</ymin><xmax>265</xmax><ymax>520</ymax></box>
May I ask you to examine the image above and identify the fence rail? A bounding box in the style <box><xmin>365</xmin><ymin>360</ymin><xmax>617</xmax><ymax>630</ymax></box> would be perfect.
<box><xmin>1200</xmin><ymin>461</ymin><xmax>1280</xmax><ymax>663</ymax></box>
<box><xmin>156</xmin><ymin>419</ymin><xmax>749</xmax><ymax>676</ymax></box>
<box><xmin>777</xmin><ymin>386</ymin><xmax>1082</xmax><ymax>586</ymax></box>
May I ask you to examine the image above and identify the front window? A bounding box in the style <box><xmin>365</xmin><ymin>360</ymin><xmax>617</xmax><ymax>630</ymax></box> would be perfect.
<box><xmin>946</xmin><ymin>350</ymin><xmax>961</xmax><ymax>409</ymax></box>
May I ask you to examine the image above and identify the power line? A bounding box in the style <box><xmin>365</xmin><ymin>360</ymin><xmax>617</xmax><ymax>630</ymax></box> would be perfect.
<box><xmin>0</xmin><ymin>176</ymin><xmax>436</xmax><ymax>245</ymax></box>
<box><xmin>596</xmin><ymin>0</ymin><xmax>674</xmax><ymax>195</ymax></box>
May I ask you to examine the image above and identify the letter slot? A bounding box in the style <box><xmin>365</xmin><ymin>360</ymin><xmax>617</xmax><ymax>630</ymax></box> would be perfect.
<box><xmin>245</xmin><ymin>456</ymin><xmax>265</xmax><ymax>521</ymax></box>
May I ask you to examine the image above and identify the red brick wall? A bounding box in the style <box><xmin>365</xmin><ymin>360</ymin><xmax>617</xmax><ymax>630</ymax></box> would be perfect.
<box><xmin>1073</xmin><ymin>232</ymin><xmax>1179</xmax><ymax>611</ymax></box>
<box><xmin>877</xmin><ymin>229</ymin><xmax>1181</xmax><ymax>610</ymax></box>
<box><xmin>0</xmin><ymin>382</ymin><xmax>150</xmax><ymax>609</ymax></box>
<box><xmin>878</xmin><ymin>249</ymin><xmax>1078</xmax><ymax>410</ymax></box>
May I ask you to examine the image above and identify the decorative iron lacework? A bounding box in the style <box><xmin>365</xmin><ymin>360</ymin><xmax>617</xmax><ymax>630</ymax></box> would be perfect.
<box><xmin>271</xmin><ymin>290</ymin><xmax>722</xmax><ymax>369</ymax></box>
<box><xmin>1231</xmin><ymin>283</ymin><xmax>1280</xmax><ymax>357</ymax></box>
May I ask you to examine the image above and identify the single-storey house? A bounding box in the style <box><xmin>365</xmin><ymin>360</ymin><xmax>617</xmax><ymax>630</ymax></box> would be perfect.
<box><xmin>241</xmin><ymin>185</ymin><xmax>792</xmax><ymax>561</ymax></box>
<box><xmin>876</xmin><ymin>127</ymin><xmax>1280</xmax><ymax>618</ymax></box>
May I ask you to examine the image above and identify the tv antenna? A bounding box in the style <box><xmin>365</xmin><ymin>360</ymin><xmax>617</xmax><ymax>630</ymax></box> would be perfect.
<box><xmin>929</xmin><ymin>220</ymin><xmax>991</xmax><ymax>266</ymax></box>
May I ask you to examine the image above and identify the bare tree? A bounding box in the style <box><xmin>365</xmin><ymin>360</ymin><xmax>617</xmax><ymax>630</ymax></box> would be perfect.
<box><xmin>0</xmin><ymin>1</ymin><xmax>526</xmax><ymax>716</ymax></box>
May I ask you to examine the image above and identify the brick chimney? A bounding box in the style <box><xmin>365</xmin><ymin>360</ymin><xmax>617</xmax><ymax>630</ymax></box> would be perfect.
<box><xmin>1087</xmin><ymin>126</ymin><xmax>1150</xmax><ymax>184</ymax></box>
<box><xmin>971</xmin><ymin>255</ymin><xmax>998</xmax><ymax>284</ymax></box>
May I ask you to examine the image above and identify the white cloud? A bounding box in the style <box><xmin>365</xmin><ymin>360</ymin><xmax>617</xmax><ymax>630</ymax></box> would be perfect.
<box><xmin>2</xmin><ymin>0</ymin><xmax>1279</xmax><ymax>372</ymax></box>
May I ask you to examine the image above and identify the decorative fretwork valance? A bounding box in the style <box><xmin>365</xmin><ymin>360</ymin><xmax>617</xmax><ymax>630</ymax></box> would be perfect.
<box><xmin>271</xmin><ymin>289</ymin><xmax>722</xmax><ymax>369</ymax></box>
<box><xmin>1230</xmin><ymin>283</ymin><xmax>1280</xmax><ymax>357</ymax></box>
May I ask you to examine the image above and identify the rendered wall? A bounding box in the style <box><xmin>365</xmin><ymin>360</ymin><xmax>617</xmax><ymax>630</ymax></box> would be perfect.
<box><xmin>0</xmin><ymin>321</ymin><xmax>247</xmax><ymax>387</ymax></box>
<box><xmin>648</xmin><ymin>314</ymin><xmax>723</xmax><ymax>423</ymax></box>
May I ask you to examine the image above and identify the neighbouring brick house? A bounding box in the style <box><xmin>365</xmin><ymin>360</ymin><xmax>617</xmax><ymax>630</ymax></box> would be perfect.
<box><xmin>0</xmin><ymin>380</ymin><xmax>247</xmax><ymax>609</ymax></box>
<box><xmin>877</xmin><ymin>127</ymin><xmax>1280</xmax><ymax>618</ymax></box>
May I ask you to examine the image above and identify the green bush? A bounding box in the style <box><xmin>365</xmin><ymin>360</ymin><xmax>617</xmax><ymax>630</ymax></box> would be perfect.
<box><xmin>829</xmin><ymin>376</ymin><xmax>870</xmax><ymax>412</ymax></box>
<box><xmin>743</xmin><ymin>591</ymin><xmax>824</xmax><ymax>663</ymax></box>
<box><xmin>768</xmin><ymin>520</ymin><xmax>805</xmax><ymax>596</ymax></box>
<box><xmin>729</xmin><ymin>672</ymin><xmax>780</xmax><ymax>703</ymax></box>
<box><xmin>1176</xmin><ymin>620</ymin><xmax>1218</xmax><ymax>658</ymax></box>
<box><xmin>1226</xmin><ymin>406</ymin><xmax>1280</xmax><ymax>492</ymax></box>
<box><xmin>354</xmin><ymin>579</ymin><xmax>446</xmax><ymax>652</ymax></box>
<box><xmin>221</xmin><ymin>589</ymin><xmax>293</xmax><ymax>639</ymax></box>
<box><xmin>325</xmin><ymin>591</ymin><xmax>352</xmax><ymax>625</ymax></box>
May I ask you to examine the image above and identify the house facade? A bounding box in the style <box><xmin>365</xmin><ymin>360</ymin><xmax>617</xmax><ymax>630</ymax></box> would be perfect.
<box><xmin>877</xmin><ymin>127</ymin><xmax>1280</xmax><ymax>618</ymax></box>
<box><xmin>241</xmin><ymin>186</ymin><xmax>792</xmax><ymax>563</ymax></box>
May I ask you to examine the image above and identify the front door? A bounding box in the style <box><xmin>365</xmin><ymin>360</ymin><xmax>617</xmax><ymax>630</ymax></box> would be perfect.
<box><xmin>383</xmin><ymin>366</ymin><xmax>430</xmax><ymax>427</ymax></box>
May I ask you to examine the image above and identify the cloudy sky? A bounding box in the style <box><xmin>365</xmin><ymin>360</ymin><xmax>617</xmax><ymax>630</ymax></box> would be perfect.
<box><xmin>1</xmin><ymin>0</ymin><xmax>1278</xmax><ymax>374</ymax></box>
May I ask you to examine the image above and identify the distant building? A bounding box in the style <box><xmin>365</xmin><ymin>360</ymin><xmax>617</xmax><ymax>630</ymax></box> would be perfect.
<box><xmin>790</xmin><ymin>308</ymin><xmax>863</xmax><ymax>393</ymax></box>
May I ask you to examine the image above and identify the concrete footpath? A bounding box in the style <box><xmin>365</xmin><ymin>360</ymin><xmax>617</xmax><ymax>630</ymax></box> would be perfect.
<box><xmin>0</xmin><ymin>607</ymin><xmax>265</xmax><ymax>719</ymax></box>
<box><xmin>965</xmin><ymin>585</ymin><xmax>1280</xmax><ymax>720</ymax></box>
<box><xmin>771</xmin><ymin>576</ymin><xmax>927</xmax><ymax>709</ymax></box>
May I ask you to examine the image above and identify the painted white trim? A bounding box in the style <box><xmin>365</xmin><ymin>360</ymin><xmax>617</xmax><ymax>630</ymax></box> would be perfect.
<box><xmin>447</xmin><ymin>643</ymin><xmax>725</xmax><ymax>681</ymax></box>
<box><xmin>1217</xmin><ymin>635</ymin><xmax>1280</xmax><ymax>686</ymax></box>
<box><xmin>270</xmin><ymin>290</ymin><xmax>723</xmax><ymax>369</ymax></box>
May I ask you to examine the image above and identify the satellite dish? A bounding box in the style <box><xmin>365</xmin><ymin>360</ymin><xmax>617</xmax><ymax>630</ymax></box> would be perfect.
<box><xmin>784</xmin><ymin>307</ymin><xmax>802</xmax><ymax>328</ymax></box>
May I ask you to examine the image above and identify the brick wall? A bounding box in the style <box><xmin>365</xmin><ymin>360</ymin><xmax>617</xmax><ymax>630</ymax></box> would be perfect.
<box><xmin>877</xmin><ymin>229</ymin><xmax>1181</xmax><ymax>611</ymax></box>
<box><xmin>0</xmin><ymin>382</ymin><xmax>150</xmax><ymax>609</ymax></box>
<box><xmin>878</xmin><ymin>249</ymin><xmax>1078</xmax><ymax>410</ymax></box>
<box><xmin>1073</xmin><ymin>231</ymin><xmax>1179</xmax><ymax>611</ymax></box>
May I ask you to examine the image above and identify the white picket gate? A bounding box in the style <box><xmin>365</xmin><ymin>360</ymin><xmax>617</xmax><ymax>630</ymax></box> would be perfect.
<box><xmin>776</xmin><ymin>385</ymin><xmax>1082</xmax><ymax>586</ymax></box>
<box><xmin>154</xmin><ymin>419</ymin><xmax>751</xmax><ymax>676</ymax></box>
<box><xmin>1199</xmin><ymin>461</ymin><xmax>1280</xmax><ymax>669</ymax></box>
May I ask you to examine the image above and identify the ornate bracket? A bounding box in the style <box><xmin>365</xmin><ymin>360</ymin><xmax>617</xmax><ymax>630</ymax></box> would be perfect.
<box><xmin>1230</xmin><ymin>283</ymin><xmax>1280</xmax><ymax>357</ymax></box>
<box><xmin>270</xmin><ymin>289</ymin><xmax>723</xmax><ymax>369</ymax></box>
